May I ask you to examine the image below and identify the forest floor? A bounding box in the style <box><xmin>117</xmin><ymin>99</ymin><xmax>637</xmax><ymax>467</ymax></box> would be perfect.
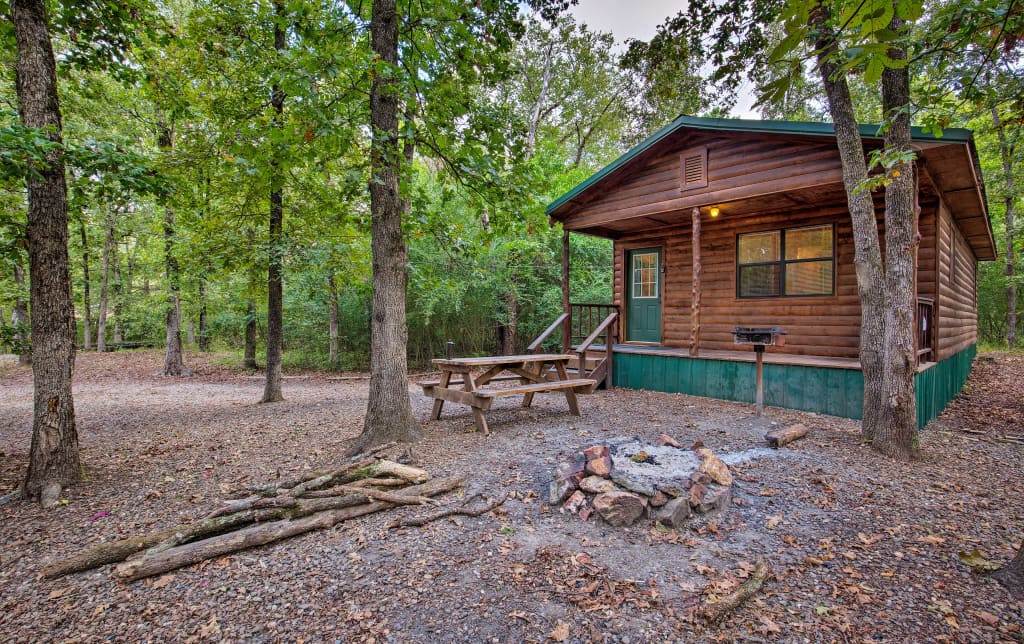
<box><xmin>0</xmin><ymin>349</ymin><xmax>1022</xmax><ymax>643</ymax></box>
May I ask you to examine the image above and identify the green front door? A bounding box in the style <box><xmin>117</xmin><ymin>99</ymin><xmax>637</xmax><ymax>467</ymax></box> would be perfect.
<box><xmin>626</xmin><ymin>248</ymin><xmax>661</xmax><ymax>343</ymax></box>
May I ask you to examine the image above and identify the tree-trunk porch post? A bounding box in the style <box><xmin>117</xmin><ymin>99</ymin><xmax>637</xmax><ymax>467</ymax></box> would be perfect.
<box><xmin>561</xmin><ymin>228</ymin><xmax>571</xmax><ymax>352</ymax></box>
<box><xmin>691</xmin><ymin>207</ymin><xmax>701</xmax><ymax>356</ymax></box>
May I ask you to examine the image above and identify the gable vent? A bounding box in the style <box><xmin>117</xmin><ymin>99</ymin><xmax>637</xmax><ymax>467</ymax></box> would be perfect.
<box><xmin>680</xmin><ymin>146</ymin><xmax>708</xmax><ymax>191</ymax></box>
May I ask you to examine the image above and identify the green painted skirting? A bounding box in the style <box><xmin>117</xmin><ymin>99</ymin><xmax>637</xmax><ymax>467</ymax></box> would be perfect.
<box><xmin>914</xmin><ymin>344</ymin><xmax>976</xmax><ymax>429</ymax></box>
<box><xmin>612</xmin><ymin>345</ymin><xmax>976</xmax><ymax>428</ymax></box>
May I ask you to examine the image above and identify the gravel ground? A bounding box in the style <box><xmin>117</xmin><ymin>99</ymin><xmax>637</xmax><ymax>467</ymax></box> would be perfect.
<box><xmin>0</xmin><ymin>350</ymin><xmax>1022</xmax><ymax>642</ymax></box>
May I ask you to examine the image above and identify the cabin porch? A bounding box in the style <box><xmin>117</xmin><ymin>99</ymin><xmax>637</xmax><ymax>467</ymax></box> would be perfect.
<box><xmin>535</xmin><ymin>301</ymin><xmax>966</xmax><ymax>429</ymax></box>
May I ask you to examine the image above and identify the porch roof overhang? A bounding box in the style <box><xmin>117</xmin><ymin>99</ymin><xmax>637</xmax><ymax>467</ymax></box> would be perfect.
<box><xmin>547</xmin><ymin>115</ymin><xmax>996</xmax><ymax>261</ymax></box>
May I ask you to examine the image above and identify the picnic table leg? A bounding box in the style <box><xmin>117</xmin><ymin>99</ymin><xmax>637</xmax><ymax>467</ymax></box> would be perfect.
<box><xmin>555</xmin><ymin>362</ymin><xmax>581</xmax><ymax>416</ymax></box>
<box><xmin>471</xmin><ymin>408</ymin><xmax>490</xmax><ymax>435</ymax></box>
<box><xmin>462</xmin><ymin>371</ymin><xmax>489</xmax><ymax>435</ymax></box>
<box><xmin>431</xmin><ymin>370</ymin><xmax>451</xmax><ymax>420</ymax></box>
<box><xmin>521</xmin><ymin>362</ymin><xmax>543</xmax><ymax>408</ymax></box>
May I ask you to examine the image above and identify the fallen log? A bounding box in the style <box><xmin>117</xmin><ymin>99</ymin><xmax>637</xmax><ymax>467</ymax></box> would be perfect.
<box><xmin>115</xmin><ymin>476</ymin><xmax>465</xmax><ymax>582</ymax></box>
<box><xmin>45</xmin><ymin>486</ymin><xmax>401</xmax><ymax>578</ymax></box>
<box><xmin>764</xmin><ymin>423</ymin><xmax>809</xmax><ymax>449</ymax></box>
<box><xmin>696</xmin><ymin>558</ymin><xmax>770</xmax><ymax>624</ymax></box>
<box><xmin>388</xmin><ymin>493</ymin><xmax>508</xmax><ymax>529</ymax></box>
<box><xmin>241</xmin><ymin>457</ymin><xmax>376</xmax><ymax>495</ymax></box>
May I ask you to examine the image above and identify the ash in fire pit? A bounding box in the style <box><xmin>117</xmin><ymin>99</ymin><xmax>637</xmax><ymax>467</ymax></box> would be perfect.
<box><xmin>548</xmin><ymin>437</ymin><xmax>776</xmax><ymax>528</ymax></box>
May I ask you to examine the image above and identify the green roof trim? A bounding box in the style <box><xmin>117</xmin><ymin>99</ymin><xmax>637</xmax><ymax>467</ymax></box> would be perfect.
<box><xmin>546</xmin><ymin>114</ymin><xmax>973</xmax><ymax>216</ymax></box>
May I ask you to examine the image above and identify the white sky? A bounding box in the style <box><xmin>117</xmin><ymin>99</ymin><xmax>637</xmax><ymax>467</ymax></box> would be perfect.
<box><xmin>568</xmin><ymin>0</ymin><xmax>760</xmax><ymax>118</ymax></box>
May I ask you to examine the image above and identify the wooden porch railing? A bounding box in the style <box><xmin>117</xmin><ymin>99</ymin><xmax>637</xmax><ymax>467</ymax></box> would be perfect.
<box><xmin>527</xmin><ymin>312</ymin><xmax>569</xmax><ymax>354</ymax></box>
<box><xmin>570</xmin><ymin>303</ymin><xmax>618</xmax><ymax>347</ymax></box>
<box><xmin>526</xmin><ymin>304</ymin><xmax>618</xmax><ymax>391</ymax></box>
<box><xmin>917</xmin><ymin>297</ymin><xmax>934</xmax><ymax>363</ymax></box>
<box><xmin>574</xmin><ymin>309</ymin><xmax>618</xmax><ymax>391</ymax></box>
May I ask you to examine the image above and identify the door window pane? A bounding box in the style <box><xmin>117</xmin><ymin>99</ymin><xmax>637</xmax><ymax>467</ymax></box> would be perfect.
<box><xmin>785</xmin><ymin>260</ymin><xmax>833</xmax><ymax>295</ymax></box>
<box><xmin>632</xmin><ymin>252</ymin><xmax>658</xmax><ymax>298</ymax></box>
<box><xmin>738</xmin><ymin>231</ymin><xmax>780</xmax><ymax>264</ymax></box>
<box><xmin>786</xmin><ymin>225</ymin><xmax>833</xmax><ymax>260</ymax></box>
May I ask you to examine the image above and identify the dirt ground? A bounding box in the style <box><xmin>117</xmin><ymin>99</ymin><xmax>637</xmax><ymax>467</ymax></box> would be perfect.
<box><xmin>1</xmin><ymin>350</ymin><xmax>1022</xmax><ymax>643</ymax></box>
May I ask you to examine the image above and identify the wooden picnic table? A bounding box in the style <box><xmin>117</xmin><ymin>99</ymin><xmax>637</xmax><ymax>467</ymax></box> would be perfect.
<box><xmin>420</xmin><ymin>353</ymin><xmax>597</xmax><ymax>435</ymax></box>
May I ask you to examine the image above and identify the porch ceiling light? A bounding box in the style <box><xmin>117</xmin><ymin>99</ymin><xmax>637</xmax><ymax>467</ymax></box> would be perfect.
<box><xmin>709</xmin><ymin>207</ymin><xmax>720</xmax><ymax>218</ymax></box>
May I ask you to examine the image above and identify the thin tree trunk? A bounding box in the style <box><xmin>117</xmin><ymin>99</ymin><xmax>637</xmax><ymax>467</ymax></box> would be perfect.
<box><xmin>358</xmin><ymin>0</ymin><xmax>421</xmax><ymax>451</ymax></box>
<box><xmin>13</xmin><ymin>264</ymin><xmax>30</xmax><ymax>365</ymax></box>
<box><xmin>157</xmin><ymin>120</ymin><xmax>188</xmax><ymax>376</ymax></box>
<box><xmin>96</xmin><ymin>208</ymin><xmax>112</xmax><ymax>353</ymax></box>
<box><xmin>111</xmin><ymin>236</ymin><xmax>122</xmax><ymax>345</ymax></box>
<box><xmin>874</xmin><ymin>13</ymin><xmax>917</xmax><ymax>460</ymax></box>
<box><xmin>811</xmin><ymin>4</ymin><xmax>886</xmax><ymax>442</ymax></box>
<box><xmin>991</xmin><ymin>105</ymin><xmax>1017</xmax><ymax>349</ymax></box>
<box><xmin>993</xmin><ymin>542</ymin><xmax>1024</xmax><ymax>599</ymax></box>
<box><xmin>524</xmin><ymin>42</ymin><xmax>554</xmax><ymax>162</ymax></box>
<box><xmin>198</xmin><ymin>278</ymin><xmax>209</xmax><ymax>351</ymax></box>
<box><xmin>186</xmin><ymin>320</ymin><xmax>195</xmax><ymax>346</ymax></box>
<box><xmin>243</xmin><ymin>299</ymin><xmax>258</xmax><ymax>370</ymax></box>
<box><xmin>262</xmin><ymin>0</ymin><xmax>286</xmax><ymax>403</ymax></box>
<box><xmin>328</xmin><ymin>273</ymin><xmax>340</xmax><ymax>370</ymax></box>
<box><xmin>12</xmin><ymin>0</ymin><xmax>80</xmax><ymax>502</ymax></box>
<box><xmin>497</xmin><ymin>289</ymin><xmax>518</xmax><ymax>355</ymax></box>
<box><xmin>78</xmin><ymin>220</ymin><xmax>91</xmax><ymax>351</ymax></box>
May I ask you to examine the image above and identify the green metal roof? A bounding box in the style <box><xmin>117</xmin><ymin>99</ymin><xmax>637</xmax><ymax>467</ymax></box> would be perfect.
<box><xmin>546</xmin><ymin>114</ymin><xmax>973</xmax><ymax>216</ymax></box>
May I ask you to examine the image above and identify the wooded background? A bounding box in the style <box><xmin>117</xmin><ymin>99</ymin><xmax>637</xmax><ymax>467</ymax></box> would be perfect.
<box><xmin>0</xmin><ymin>0</ymin><xmax>1020</xmax><ymax>371</ymax></box>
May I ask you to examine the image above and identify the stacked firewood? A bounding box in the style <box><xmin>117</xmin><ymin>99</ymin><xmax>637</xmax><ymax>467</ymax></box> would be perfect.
<box><xmin>43</xmin><ymin>447</ymin><xmax>467</xmax><ymax>582</ymax></box>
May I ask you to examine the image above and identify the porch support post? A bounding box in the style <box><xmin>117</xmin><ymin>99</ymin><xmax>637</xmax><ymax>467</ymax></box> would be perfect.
<box><xmin>690</xmin><ymin>207</ymin><xmax>701</xmax><ymax>356</ymax></box>
<box><xmin>561</xmin><ymin>227</ymin><xmax>571</xmax><ymax>352</ymax></box>
<box><xmin>913</xmin><ymin>162</ymin><xmax>921</xmax><ymax>366</ymax></box>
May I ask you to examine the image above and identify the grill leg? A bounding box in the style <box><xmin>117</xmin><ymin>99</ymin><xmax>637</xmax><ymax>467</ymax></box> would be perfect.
<box><xmin>755</xmin><ymin>345</ymin><xmax>765</xmax><ymax>417</ymax></box>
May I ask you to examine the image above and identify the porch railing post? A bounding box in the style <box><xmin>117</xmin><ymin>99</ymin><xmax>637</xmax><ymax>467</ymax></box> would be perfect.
<box><xmin>561</xmin><ymin>228</ymin><xmax>571</xmax><ymax>352</ymax></box>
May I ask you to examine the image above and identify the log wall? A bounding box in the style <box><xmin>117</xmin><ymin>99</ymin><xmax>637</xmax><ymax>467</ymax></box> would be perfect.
<box><xmin>935</xmin><ymin>203</ymin><xmax>978</xmax><ymax>360</ymax></box>
<box><xmin>613</xmin><ymin>201</ymin><xmax>943</xmax><ymax>360</ymax></box>
<box><xmin>562</xmin><ymin>134</ymin><xmax>845</xmax><ymax>232</ymax></box>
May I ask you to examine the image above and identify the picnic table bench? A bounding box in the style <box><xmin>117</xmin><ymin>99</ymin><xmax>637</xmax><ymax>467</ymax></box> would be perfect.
<box><xmin>421</xmin><ymin>353</ymin><xmax>597</xmax><ymax>434</ymax></box>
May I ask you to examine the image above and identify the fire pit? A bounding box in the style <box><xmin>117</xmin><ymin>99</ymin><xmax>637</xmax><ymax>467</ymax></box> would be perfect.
<box><xmin>547</xmin><ymin>437</ymin><xmax>775</xmax><ymax>529</ymax></box>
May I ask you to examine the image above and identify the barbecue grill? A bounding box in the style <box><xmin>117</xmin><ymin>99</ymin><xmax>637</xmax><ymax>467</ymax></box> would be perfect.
<box><xmin>732</xmin><ymin>326</ymin><xmax>787</xmax><ymax>416</ymax></box>
<box><xmin>732</xmin><ymin>326</ymin><xmax>786</xmax><ymax>347</ymax></box>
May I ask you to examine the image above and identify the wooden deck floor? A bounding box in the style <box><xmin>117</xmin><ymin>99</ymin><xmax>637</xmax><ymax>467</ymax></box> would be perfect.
<box><xmin>608</xmin><ymin>344</ymin><xmax>937</xmax><ymax>373</ymax></box>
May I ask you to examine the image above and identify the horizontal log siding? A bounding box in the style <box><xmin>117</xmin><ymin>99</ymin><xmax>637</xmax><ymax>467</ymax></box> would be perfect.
<box><xmin>610</xmin><ymin>205</ymin><xmax>943</xmax><ymax>361</ymax></box>
<box><xmin>918</xmin><ymin>204</ymin><xmax>937</xmax><ymax>300</ymax></box>
<box><xmin>564</xmin><ymin>135</ymin><xmax>845</xmax><ymax>231</ymax></box>
<box><xmin>615</xmin><ymin>204</ymin><xmax>864</xmax><ymax>358</ymax></box>
<box><xmin>936</xmin><ymin>203</ymin><xmax>978</xmax><ymax>361</ymax></box>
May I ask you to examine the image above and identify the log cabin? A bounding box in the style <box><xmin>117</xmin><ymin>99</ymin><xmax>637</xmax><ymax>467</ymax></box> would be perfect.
<box><xmin>546</xmin><ymin>115</ymin><xmax>994</xmax><ymax>428</ymax></box>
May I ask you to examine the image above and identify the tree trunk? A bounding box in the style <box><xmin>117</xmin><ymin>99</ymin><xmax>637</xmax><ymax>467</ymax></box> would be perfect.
<box><xmin>993</xmin><ymin>542</ymin><xmax>1024</xmax><ymax>599</ymax></box>
<box><xmin>198</xmin><ymin>278</ymin><xmax>209</xmax><ymax>351</ymax></box>
<box><xmin>357</xmin><ymin>0</ymin><xmax>421</xmax><ymax>451</ymax></box>
<box><xmin>991</xmin><ymin>105</ymin><xmax>1017</xmax><ymax>349</ymax></box>
<box><xmin>874</xmin><ymin>15</ymin><xmax>916</xmax><ymax>460</ymax></box>
<box><xmin>498</xmin><ymin>289</ymin><xmax>518</xmax><ymax>355</ymax></box>
<box><xmin>243</xmin><ymin>299</ymin><xmax>258</xmax><ymax>370</ymax></box>
<box><xmin>78</xmin><ymin>220</ymin><xmax>91</xmax><ymax>351</ymax></box>
<box><xmin>262</xmin><ymin>0</ymin><xmax>286</xmax><ymax>403</ymax></box>
<box><xmin>328</xmin><ymin>273</ymin><xmax>340</xmax><ymax>369</ymax></box>
<box><xmin>12</xmin><ymin>263</ymin><xmax>31</xmax><ymax>365</ymax></box>
<box><xmin>96</xmin><ymin>210</ymin><xmax>112</xmax><ymax>352</ymax></box>
<box><xmin>157</xmin><ymin>120</ymin><xmax>189</xmax><ymax>376</ymax></box>
<box><xmin>112</xmin><ymin>239</ymin><xmax>122</xmax><ymax>345</ymax></box>
<box><xmin>12</xmin><ymin>0</ymin><xmax>80</xmax><ymax>502</ymax></box>
<box><xmin>811</xmin><ymin>4</ymin><xmax>886</xmax><ymax>443</ymax></box>
<box><xmin>524</xmin><ymin>42</ymin><xmax>554</xmax><ymax>162</ymax></box>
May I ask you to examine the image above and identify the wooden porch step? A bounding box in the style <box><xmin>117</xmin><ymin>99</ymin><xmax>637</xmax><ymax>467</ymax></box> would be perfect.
<box><xmin>476</xmin><ymin>379</ymin><xmax>597</xmax><ymax>398</ymax></box>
